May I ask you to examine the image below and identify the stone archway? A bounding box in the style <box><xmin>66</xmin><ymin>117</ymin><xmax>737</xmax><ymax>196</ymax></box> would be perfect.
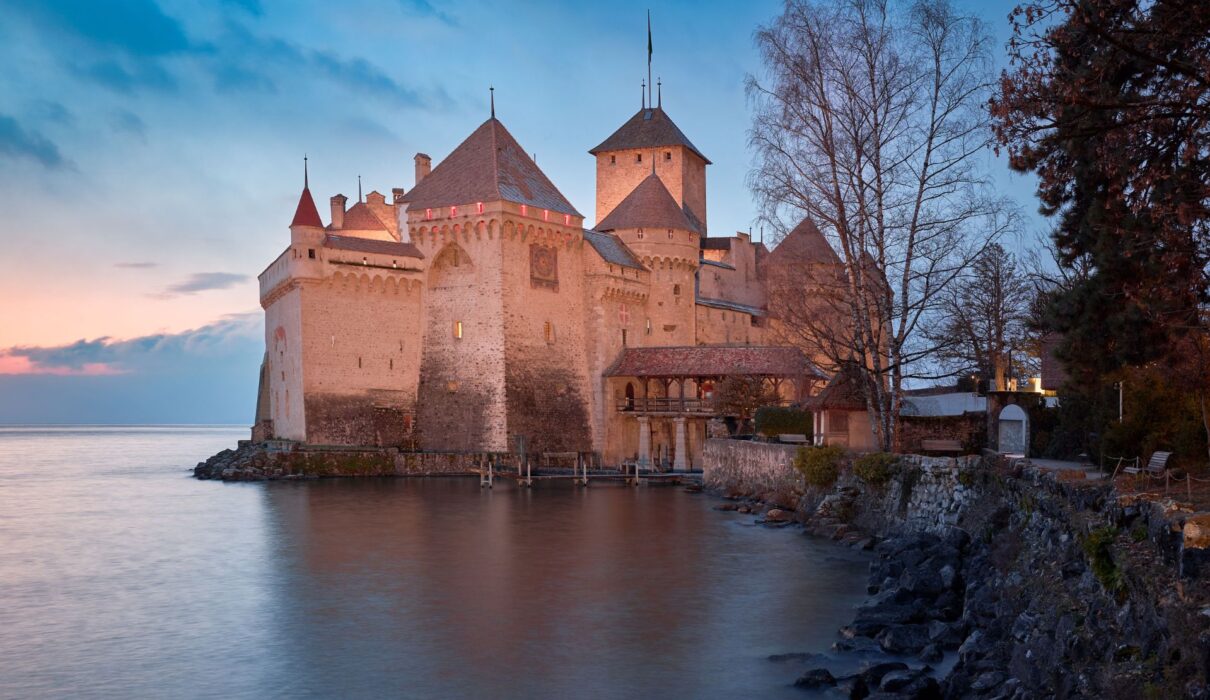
<box><xmin>997</xmin><ymin>403</ymin><xmax>1029</xmax><ymax>455</ymax></box>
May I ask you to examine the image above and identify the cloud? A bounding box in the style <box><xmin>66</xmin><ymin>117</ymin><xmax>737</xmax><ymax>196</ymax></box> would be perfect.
<box><xmin>0</xmin><ymin>114</ymin><xmax>69</xmax><ymax>169</ymax></box>
<box><xmin>14</xmin><ymin>0</ymin><xmax>193</xmax><ymax>56</ymax></box>
<box><xmin>0</xmin><ymin>312</ymin><xmax>261</xmax><ymax>376</ymax></box>
<box><xmin>161</xmin><ymin>272</ymin><xmax>249</xmax><ymax>297</ymax></box>
<box><xmin>221</xmin><ymin>0</ymin><xmax>262</xmax><ymax>15</ymax></box>
<box><xmin>109</xmin><ymin>109</ymin><xmax>147</xmax><ymax>140</ymax></box>
<box><xmin>114</xmin><ymin>261</ymin><xmax>158</xmax><ymax>269</ymax></box>
<box><xmin>28</xmin><ymin>100</ymin><xmax>73</xmax><ymax>126</ymax></box>
<box><xmin>401</xmin><ymin>0</ymin><xmax>458</xmax><ymax>26</ymax></box>
<box><xmin>0</xmin><ymin>313</ymin><xmax>263</xmax><ymax>424</ymax></box>
<box><xmin>210</xmin><ymin>24</ymin><xmax>440</xmax><ymax>107</ymax></box>
<box><xmin>70</xmin><ymin>58</ymin><xmax>178</xmax><ymax>93</ymax></box>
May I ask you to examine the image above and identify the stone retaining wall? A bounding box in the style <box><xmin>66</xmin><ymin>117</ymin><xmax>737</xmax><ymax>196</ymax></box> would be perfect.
<box><xmin>195</xmin><ymin>442</ymin><xmax>488</xmax><ymax>480</ymax></box>
<box><xmin>702</xmin><ymin>438</ymin><xmax>801</xmax><ymax>496</ymax></box>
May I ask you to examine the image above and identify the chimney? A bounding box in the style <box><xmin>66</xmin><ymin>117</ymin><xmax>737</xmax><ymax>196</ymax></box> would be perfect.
<box><xmin>330</xmin><ymin>194</ymin><xmax>347</xmax><ymax>229</ymax></box>
<box><xmin>414</xmin><ymin>153</ymin><xmax>431</xmax><ymax>185</ymax></box>
<box><xmin>392</xmin><ymin>187</ymin><xmax>406</xmax><ymax>205</ymax></box>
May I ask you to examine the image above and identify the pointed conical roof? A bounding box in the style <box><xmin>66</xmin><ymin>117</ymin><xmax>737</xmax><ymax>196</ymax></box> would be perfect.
<box><xmin>767</xmin><ymin>218</ymin><xmax>842</xmax><ymax>265</ymax></box>
<box><xmin>290</xmin><ymin>186</ymin><xmax>323</xmax><ymax>228</ymax></box>
<box><xmin>340</xmin><ymin>201</ymin><xmax>388</xmax><ymax>231</ymax></box>
<box><xmin>589</xmin><ymin>106</ymin><xmax>710</xmax><ymax>164</ymax></box>
<box><xmin>401</xmin><ymin>118</ymin><xmax>581</xmax><ymax>217</ymax></box>
<box><xmin>595</xmin><ymin>173</ymin><xmax>699</xmax><ymax>233</ymax></box>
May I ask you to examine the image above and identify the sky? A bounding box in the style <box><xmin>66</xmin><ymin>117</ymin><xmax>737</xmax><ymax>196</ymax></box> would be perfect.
<box><xmin>0</xmin><ymin>0</ymin><xmax>1045</xmax><ymax>424</ymax></box>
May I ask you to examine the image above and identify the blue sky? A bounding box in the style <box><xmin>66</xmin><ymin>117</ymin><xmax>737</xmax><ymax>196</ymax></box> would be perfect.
<box><xmin>0</xmin><ymin>0</ymin><xmax>1043</xmax><ymax>424</ymax></box>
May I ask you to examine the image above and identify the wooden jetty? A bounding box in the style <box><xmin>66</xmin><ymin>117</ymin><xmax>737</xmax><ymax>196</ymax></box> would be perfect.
<box><xmin>472</xmin><ymin>452</ymin><xmax>701</xmax><ymax>489</ymax></box>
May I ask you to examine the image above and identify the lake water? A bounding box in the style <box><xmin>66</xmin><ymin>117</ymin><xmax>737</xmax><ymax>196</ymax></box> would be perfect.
<box><xmin>0</xmin><ymin>426</ymin><xmax>872</xmax><ymax>699</ymax></box>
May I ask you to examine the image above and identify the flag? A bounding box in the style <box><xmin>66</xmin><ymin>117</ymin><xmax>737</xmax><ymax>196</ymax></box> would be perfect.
<box><xmin>647</xmin><ymin>10</ymin><xmax>652</xmax><ymax>62</ymax></box>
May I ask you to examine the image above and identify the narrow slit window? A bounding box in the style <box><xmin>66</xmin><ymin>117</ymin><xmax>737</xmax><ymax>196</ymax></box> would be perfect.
<box><xmin>454</xmin><ymin>321</ymin><xmax>463</xmax><ymax>339</ymax></box>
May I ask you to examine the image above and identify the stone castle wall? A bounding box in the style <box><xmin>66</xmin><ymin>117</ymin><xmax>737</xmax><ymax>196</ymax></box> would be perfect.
<box><xmin>413</xmin><ymin>223</ymin><xmax>509</xmax><ymax>452</ymax></box>
<box><xmin>300</xmin><ymin>272</ymin><xmax>424</xmax><ymax>446</ymax></box>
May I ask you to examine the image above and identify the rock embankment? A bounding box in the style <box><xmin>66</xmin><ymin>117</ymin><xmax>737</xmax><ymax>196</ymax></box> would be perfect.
<box><xmin>193</xmin><ymin>442</ymin><xmax>478</xmax><ymax>480</ymax></box>
<box><xmin>702</xmin><ymin>444</ymin><xmax>1210</xmax><ymax>699</ymax></box>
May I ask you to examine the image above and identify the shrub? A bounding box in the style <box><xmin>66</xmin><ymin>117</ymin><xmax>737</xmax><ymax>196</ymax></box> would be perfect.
<box><xmin>755</xmin><ymin>406</ymin><xmax>812</xmax><ymax>436</ymax></box>
<box><xmin>853</xmin><ymin>452</ymin><xmax>897</xmax><ymax>485</ymax></box>
<box><xmin>1081</xmin><ymin>526</ymin><xmax>1123</xmax><ymax>594</ymax></box>
<box><xmin>795</xmin><ymin>445</ymin><xmax>845</xmax><ymax>487</ymax></box>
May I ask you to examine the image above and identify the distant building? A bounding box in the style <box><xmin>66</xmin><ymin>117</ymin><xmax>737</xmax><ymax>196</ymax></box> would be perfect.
<box><xmin>254</xmin><ymin>99</ymin><xmax>843</xmax><ymax>468</ymax></box>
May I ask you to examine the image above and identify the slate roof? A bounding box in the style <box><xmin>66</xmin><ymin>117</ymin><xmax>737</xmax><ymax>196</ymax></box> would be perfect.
<box><xmin>290</xmin><ymin>186</ymin><xmax>323</xmax><ymax>228</ymax></box>
<box><xmin>766</xmin><ymin>218</ymin><xmax>842</xmax><ymax>266</ymax></box>
<box><xmin>695</xmin><ymin>296</ymin><xmax>766</xmax><ymax>317</ymax></box>
<box><xmin>595</xmin><ymin>174</ymin><xmax>699</xmax><ymax>233</ymax></box>
<box><xmin>589</xmin><ymin>107</ymin><xmax>711</xmax><ymax>164</ymax></box>
<box><xmin>802</xmin><ymin>364</ymin><xmax>867</xmax><ymax>411</ymax></box>
<box><xmin>401</xmin><ymin>118</ymin><xmax>581</xmax><ymax>217</ymax></box>
<box><xmin>605</xmin><ymin>346</ymin><xmax>821</xmax><ymax>378</ymax></box>
<box><xmin>582</xmin><ymin>229</ymin><xmax>645</xmax><ymax>270</ymax></box>
<box><xmin>323</xmin><ymin>234</ymin><xmax>423</xmax><ymax>259</ymax></box>
<box><xmin>338</xmin><ymin>201</ymin><xmax>389</xmax><ymax>231</ymax></box>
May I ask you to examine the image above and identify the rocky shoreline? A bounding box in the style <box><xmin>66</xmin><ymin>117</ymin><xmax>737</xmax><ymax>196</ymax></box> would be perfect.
<box><xmin>705</xmin><ymin>451</ymin><xmax>1210</xmax><ymax>699</ymax></box>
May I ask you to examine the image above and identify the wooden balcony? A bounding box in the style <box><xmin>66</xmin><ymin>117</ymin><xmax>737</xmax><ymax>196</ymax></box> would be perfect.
<box><xmin>615</xmin><ymin>397</ymin><xmax>717</xmax><ymax>415</ymax></box>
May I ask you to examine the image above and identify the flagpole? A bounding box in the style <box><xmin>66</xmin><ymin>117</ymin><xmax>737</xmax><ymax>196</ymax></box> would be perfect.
<box><xmin>647</xmin><ymin>10</ymin><xmax>652</xmax><ymax>108</ymax></box>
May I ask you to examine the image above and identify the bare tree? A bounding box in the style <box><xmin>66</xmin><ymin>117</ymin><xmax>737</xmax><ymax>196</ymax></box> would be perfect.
<box><xmin>748</xmin><ymin>0</ymin><xmax>1018</xmax><ymax>450</ymax></box>
<box><xmin>928</xmin><ymin>243</ymin><xmax>1037</xmax><ymax>388</ymax></box>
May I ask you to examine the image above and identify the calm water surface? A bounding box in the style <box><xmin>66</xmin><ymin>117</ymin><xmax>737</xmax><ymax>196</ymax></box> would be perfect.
<box><xmin>0</xmin><ymin>426</ymin><xmax>872</xmax><ymax>699</ymax></box>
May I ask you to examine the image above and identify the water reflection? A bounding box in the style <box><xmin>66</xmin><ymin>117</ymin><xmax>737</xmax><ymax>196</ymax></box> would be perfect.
<box><xmin>258</xmin><ymin>479</ymin><xmax>870</xmax><ymax>699</ymax></box>
<box><xmin>0</xmin><ymin>427</ymin><xmax>870</xmax><ymax>700</ymax></box>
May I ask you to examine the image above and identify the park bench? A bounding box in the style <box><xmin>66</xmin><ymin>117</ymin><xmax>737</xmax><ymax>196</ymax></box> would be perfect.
<box><xmin>1111</xmin><ymin>451</ymin><xmax>1172</xmax><ymax>490</ymax></box>
<box><xmin>920</xmin><ymin>439</ymin><xmax>963</xmax><ymax>454</ymax></box>
<box><xmin>778</xmin><ymin>434</ymin><xmax>809</xmax><ymax>444</ymax></box>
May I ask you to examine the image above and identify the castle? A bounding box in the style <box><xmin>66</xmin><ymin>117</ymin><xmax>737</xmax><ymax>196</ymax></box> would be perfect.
<box><xmin>253</xmin><ymin>96</ymin><xmax>843</xmax><ymax>468</ymax></box>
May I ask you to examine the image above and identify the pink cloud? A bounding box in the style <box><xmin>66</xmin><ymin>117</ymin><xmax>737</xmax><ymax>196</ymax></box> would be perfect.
<box><xmin>0</xmin><ymin>353</ymin><xmax>124</xmax><ymax>376</ymax></box>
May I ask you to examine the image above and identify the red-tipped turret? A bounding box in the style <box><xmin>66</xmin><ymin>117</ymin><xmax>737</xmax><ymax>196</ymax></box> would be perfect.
<box><xmin>290</xmin><ymin>156</ymin><xmax>323</xmax><ymax>228</ymax></box>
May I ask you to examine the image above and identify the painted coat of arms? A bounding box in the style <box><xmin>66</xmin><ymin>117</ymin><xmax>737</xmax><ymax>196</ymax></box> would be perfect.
<box><xmin>530</xmin><ymin>245</ymin><xmax>558</xmax><ymax>290</ymax></box>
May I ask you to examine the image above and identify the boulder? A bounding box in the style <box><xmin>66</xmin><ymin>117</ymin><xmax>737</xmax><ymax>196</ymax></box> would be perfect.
<box><xmin>877</xmin><ymin>624</ymin><xmax>931</xmax><ymax>654</ymax></box>
<box><xmin>793</xmin><ymin>668</ymin><xmax>836</xmax><ymax>689</ymax></box>
<box><xmin>860</xmin><ymin>661</ymin><xmax>909</xmax><ymax>685</ymax></box>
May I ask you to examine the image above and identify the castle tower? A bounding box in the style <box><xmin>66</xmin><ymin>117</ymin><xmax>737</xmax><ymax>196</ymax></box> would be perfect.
<box><xmin>589</xmin><ymin>105</ymin><xmax>710</xmax><ymax>232</ymax></box>
<box><xmin>400</xmin><ymin>116</ymin><xmax>593</xmax><ymax>454</ymax></box>
<box><xmin>594</xmin><ymin>172</ymin><xmax>699</xmax><ymax>346</ymax></box>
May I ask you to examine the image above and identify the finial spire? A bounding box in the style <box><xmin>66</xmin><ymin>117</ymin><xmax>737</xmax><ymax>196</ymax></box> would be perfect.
<box><xmin>490</xmin><ymin>85</ymin><xmax>495</xmax><ymax>118</ymax></box>
<box><xmin>641</xmin><ymin>79</ymin><xmax>646</xmax><ymax>109</ymax></box>
<box><xmin>657</xmin><ymin>77</ymin><xmax>662</xmax><ymax>108</ymax></box>
<box><xmin>357</xmin><ymin>175</ymin><xmax>362</xmax><ymax>202</ymax></box>
<box><xmin>303</xmin><ymin>154</ymin><xmax>309</xmax><ymax>189</ymax></box>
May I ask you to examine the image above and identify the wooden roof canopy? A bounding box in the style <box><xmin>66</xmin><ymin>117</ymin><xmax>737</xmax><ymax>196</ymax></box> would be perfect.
<box><xmin>605</xmin><ymin>346</ymin><xmax>823</xmax><ymax>379</ymax></box>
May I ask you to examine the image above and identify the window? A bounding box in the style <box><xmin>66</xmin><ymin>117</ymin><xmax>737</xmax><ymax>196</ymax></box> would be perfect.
<box><xmin>454</xmin><ymin>321</ymin><xmax>463</xmax><ymax>339</ymax></box>
<box><xmin>389</xmin><ymin>358</ymin><xmax>393</xmax><ymax>370</ymax></box>
<box><xmin>667</xmin><ymin>229</ymin><xmax>673</xmax><ymax>239</ymax></box>
<box><xmin>636</xmin><ymin>153</ymin><xmax>642</xmax><ymax>163</ymax></box>
<box><xmin>636</xmin><ymin>231</ymin><xmax>644</xmax><ymax>239</ymax></box>
<box><xmin>544</xmin><ymin>321</ymin><xmax>555</xmax><ymax>344</ymax></box>
<box><xmin>307</xmin><ymin>248</ymin><xmax>315</xmax><ymax>259</ymax></box>
<box><xmin>358</xmin><ymin>356</ymin><xmax>362</xmax><ymax>368</ymax></box>
<box><xmin>477</xmin><ymin>202</ymin><xmax>484</xmax><ymax>214</ymax></box>
<box><xmin>665</xmin><ymin>151</ymin><xmax>671</xmax><ymax>161</ymax></box>
<box><xmin>829</xmin><ymin>411</ymin><xmax>849</xmax><ymax>432</ymax></box>
<box><xmin>645</xmin><ymin>318</ymin><xmax>652</xmax><ymax>335</ymax></box>
<box><xmin>621</xmin><ymin>329</ymin><xmax>628</xmax><ymax>346</ymax></box>
<box><xmin>673</xmin><ymin>284</ymin><xmax>681</xmax><ymax>296</ymax></box>
<box><xmin>610</xmin><ymin>155</ymin><xmax>616</xmax><ymax>165</ymax></box>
